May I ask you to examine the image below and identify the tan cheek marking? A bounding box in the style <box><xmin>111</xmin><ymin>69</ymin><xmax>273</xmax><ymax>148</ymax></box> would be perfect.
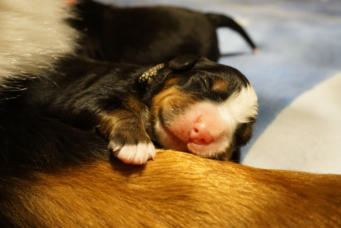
<box><xmin>212</xmin><ymin>80</ymin><xmax>228</xmax><ymax>92</ymax></box>
<box><xmin>151</xmin><ymin>87</ymin><xmax>196</xmax><ymax>124</ymax></box>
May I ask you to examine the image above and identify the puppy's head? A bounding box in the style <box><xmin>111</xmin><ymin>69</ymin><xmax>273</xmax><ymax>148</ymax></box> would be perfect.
<box><xmin>143</xmin><ymin>56</ymin><xmax>258</xmax><ymax>161</ymax></box>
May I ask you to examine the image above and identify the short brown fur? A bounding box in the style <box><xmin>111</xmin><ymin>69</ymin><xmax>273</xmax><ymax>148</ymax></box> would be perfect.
<box><xmin>3</xmin><ymin>150</ymin><xmax>341</xmax><ymax>227</ymax></box>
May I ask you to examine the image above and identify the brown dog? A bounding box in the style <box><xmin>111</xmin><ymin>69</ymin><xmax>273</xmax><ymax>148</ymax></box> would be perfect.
<box><xmin>1</xmin><ymin>150</ymin><xmax>340</xmax><ymax>227</ymax></box>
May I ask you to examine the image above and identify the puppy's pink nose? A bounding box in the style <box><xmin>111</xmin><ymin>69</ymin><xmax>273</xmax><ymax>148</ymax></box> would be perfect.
<box><xmin>189</xmin><ymin>121</ymin><xmax>214</xmax><ymax>144</ymax></box>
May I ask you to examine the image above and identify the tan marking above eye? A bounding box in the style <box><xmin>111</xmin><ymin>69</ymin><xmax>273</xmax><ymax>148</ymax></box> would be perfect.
<box><xmin>212</xmin><ymin>79</ymin><xmax>228</xmax><ymax>92</ymax></box>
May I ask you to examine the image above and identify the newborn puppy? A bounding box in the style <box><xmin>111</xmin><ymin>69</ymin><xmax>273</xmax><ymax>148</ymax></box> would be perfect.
<box><xmin>68</xmin><ymin>0</ymin><xmax>257</xmax><ymax>64</ymax></box>
<box><xmin>148</xmin><ymin>56</ymin><xmax>258</xmax><ymax>162</ymax></box>
<box><xmin>0</xmin><ymin>55</ymin><xmax>257</xmax><ymax>172</ymax></box>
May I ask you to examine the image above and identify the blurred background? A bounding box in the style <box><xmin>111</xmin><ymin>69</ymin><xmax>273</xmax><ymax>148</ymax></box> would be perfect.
<box><xmin>100</xmin><ymin>0</ymin><xmax>341</xmax><ymax>173</ymax></box>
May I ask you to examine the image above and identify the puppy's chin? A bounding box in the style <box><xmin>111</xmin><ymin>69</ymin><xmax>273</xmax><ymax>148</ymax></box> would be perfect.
<box><xmin>0</xmin><ymin>0</ymin><xmax>78</xmax><ymax>83</ymax></box>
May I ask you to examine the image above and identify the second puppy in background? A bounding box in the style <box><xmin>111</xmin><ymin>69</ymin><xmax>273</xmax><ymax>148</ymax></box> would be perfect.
<box><xmin>68</xmin><ymin>0</ymin><xmax>257</xmax><ymax>64</ymax></box>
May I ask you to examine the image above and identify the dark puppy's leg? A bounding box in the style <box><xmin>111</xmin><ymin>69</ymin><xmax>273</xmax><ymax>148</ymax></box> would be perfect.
<box><xmin>98</xmin><ymin>97</ymin><xmax>155</xmax><ymax>165</ymax></box>
<box><xmin>25</xmin><ymin>58</ymin><xmax>155</xmax><ymax>166</ymax></box>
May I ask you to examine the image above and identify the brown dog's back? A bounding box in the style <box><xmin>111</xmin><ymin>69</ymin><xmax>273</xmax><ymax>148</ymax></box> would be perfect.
<box><xmin>2</xmin><ymin>150</ymin><xmax>340</xmax><ymax>227</ymax></box>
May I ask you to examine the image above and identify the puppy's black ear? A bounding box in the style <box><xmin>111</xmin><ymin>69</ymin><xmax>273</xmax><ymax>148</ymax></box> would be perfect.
<box><xmin>168</xmin><ymin>55</ymin><xmax>201</xmax><ymax>71</ymax></box>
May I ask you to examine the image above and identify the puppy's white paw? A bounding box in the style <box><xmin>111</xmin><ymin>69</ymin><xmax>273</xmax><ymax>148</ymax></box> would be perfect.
<box><xmin>110</xmin><ymin>141</ymin><xmax>156</xmax><ymax>165</ymax></box>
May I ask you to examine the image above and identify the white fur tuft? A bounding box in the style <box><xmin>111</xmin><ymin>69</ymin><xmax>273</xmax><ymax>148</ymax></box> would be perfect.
<box><xmin>218</xmin><ymin>85</ymin><xmax>258</xmax><ymax>132</ymax></box>
<box><xmin>0</xmin><ymin>0</ymin><xmax>78</xmax><ymax>83</ymax></box>
<box><xmin>223</xmin><ymin>85</ymin><xmax>258</xmax><ymax>123</ymax></box>
<box><xmin>114</xmin><ymin>142</ymin><xmax>156</xmax><ymax>165</ymax></box>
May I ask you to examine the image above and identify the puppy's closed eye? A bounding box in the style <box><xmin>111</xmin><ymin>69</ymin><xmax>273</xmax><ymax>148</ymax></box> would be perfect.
<box><xmin>180</xmin><ymin>75</ymin><xmax>213</xmax><ymax>95</ymax></box>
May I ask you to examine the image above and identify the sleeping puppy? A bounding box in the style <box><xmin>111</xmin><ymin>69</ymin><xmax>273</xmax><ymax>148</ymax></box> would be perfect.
<box><xmin>148</xmin><ymin>56</ymin><xmax>258</xmax><ymax>162</ymax></box>
<box><xmin>0</xmin><ymin>55</ymin><xmax>257</xmax><ymax>173</ymax></box>
<box><xmin>68</xmin><ymin>0</ymin><xmax>257</xmax><ymax>64</ymax></box>
<box><xmin>1</xmin><ymin>1</ymin><xmax>341</xmax><ymax>226</ymax></box>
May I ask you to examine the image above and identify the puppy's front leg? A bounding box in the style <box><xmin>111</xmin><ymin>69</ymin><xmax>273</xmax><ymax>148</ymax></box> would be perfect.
<box><xmin>98</xmin><ymin>107</ymin><xmax>155</xmax><ymax>165</ymax></box>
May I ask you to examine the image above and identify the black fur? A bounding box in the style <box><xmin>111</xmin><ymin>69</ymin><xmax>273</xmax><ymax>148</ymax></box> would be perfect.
<box><xmin>69</xmin><ymin>0</ymin><xmax>257</xmax><ymax>64</ymax></box>
<box><xmin>0</xmin><ymin>55</ymin><xmax>251</xmax><ymax>175</ymax></box>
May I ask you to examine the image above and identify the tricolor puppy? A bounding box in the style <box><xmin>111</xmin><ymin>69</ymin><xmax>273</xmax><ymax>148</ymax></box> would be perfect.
<box><xmin>68</xmin><ymin>0</ymin><xmax>257</xmax><ymax>64</ymax></box>
<box><xmin>148</xmin><ymin>56</ymin><xmax>258</xmax><ymax>162</ymax></box>
<box><xmin>1</xmin><ymin>1</ymin><xmax>341</xmax><ymax>227</ymax></box>
<box><xmin>0</xmin><ymin>55</ymin><xmax>257</xmax><ymax>171</ymax></box>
